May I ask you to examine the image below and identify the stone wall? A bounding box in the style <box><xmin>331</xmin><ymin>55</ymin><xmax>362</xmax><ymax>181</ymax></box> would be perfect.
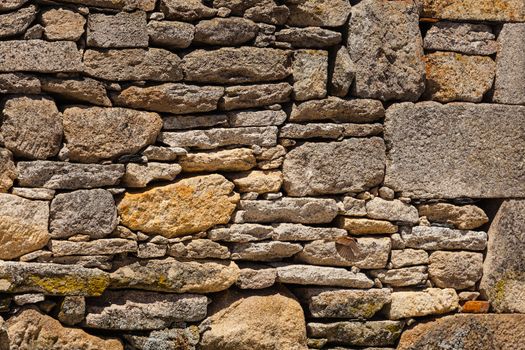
<box><xmin>0</xmin><ymin>0</ymin><xmax>524</xmax><ymax>349</ymax></box>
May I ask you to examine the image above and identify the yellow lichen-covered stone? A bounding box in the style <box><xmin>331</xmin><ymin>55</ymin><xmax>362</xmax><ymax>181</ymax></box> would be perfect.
<box><xmin>118</xmin><ymin>174</ymin><xmax>240</xmax><ymax>238</ymax></box>
<box><xmin>29</xmin><ymin>275</ymin><xmax>109</xmax><ymax>297</ymax></box>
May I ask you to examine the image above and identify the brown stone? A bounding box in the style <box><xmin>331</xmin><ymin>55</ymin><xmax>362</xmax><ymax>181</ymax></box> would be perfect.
<box><xmin>40</xmin><ymin>77</ymin><xmax>111</xmax><ymax>107</ymax></box>
<box><xmin>194</xmin><ymin>17</ymin><xmax>258</xmax><ymax>45</ymax></box>
<box><xmin>0</xmin><ymin>148</ymin><xmax>16</xmax><ymax>192</ymax></box>
<box><xmin>286</xmin><ymin>0</ymin><xmax>351</xmax><ymax>27</ymax></box>
<box><xmin>337</xmin><ymin>217</ymin><xmax>397</xmax><ymax>235</ymax></box>
<box><xmin>417</xmin><ymin>202</ymin><xmax>488</xmax><ymax>229</ymax></box>
<box><xmin>41</xmin><ymin>8</ymin><xmax>86</xmax><ymax>41</ymax></box>
<box><xmin>290</xmin><ymin>97</ymin><xmax>384</xmax><ymax>123</ymax></box>
<box><xmin>461</xmin><ymin>301</ymin><xmax>490</xmax><ymax>313</ymax></box>
<box><xmin>422</xmin><ymin>0</ymin><xmax>525</xmax><ymax>22</ymax></box>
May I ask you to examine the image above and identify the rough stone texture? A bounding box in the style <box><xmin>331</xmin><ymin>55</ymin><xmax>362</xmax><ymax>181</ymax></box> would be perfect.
<box><xmin>338</xmin><ymin>218</ymin><xmax>397</xmax><ymax>235</ymax></box>
<box><xmin>331</xmin><ymin>45</ymin><xmax>354</xmax><ymax>97</ymax></box>
<box><xmin>169</xmin><ymin>239</ymin><xmax>229</xmax><ymax>259</ymax></box>
<box><xmin>220</xmin><ymin>83</ymin><xmax>292</xmax><ymax>110</ymax></box>
<box><xmin>0</xmin><ymin>148</ymin><xmax>16</xmax><ymax>192</ymax></box>
<box><xmin>236</xmin><ymin>265</ymin><xmax>276</xmax><ymax>289</ymax></box>
<box><xmin>40</xmin><ymin>77</ymin><xmax>111</xmax><ymax>107</ymax></box>
<box><xmin>16</xmin><ymin>161</ymin><xmax>124</xmax><ymax>189</ymax></box>
<box><xmin>147</xmin><ymin>20</ymin><xmax>194</xmax><ymax>48</ymax></box>
<box><xmin>50</xmin><ymin>239</ymin><xmax>137</xmax><ymax>256</ymax></box>
<box><xmin>160</xmin><ymin>0</ymin><xmax>217</xmax><ymax>21</ymax></box>
<box><xmin>0</xmin><ymin>5</ymin><xmax>36</xmax><ymax>38</ymax></box>
<box><xmin>84</xmin><ymin>49</ymin><xmax>182</xmax><ymax>82</ymax></box>
<box><xmin>480</xmin><ymin>200</ymin><xmax>525</xmax><ymax>313</ymax></box>
<box><xmin>208</xmin><ymin>224</ymin><xmax>274</xmax><ymax>243</ymax></box>
<box><xmin>387</xmin><ymin>288</ymin><xmax>459</xmax><ymax>320</ymax></box>
<box><xmin>180</xmin><ymin>149</ymin><xmax>256</xmax><ymax>172</ymax></box>
<box><xmin>402</xmin><ymin>226</ymin><xmax>487</xmax><ymax>251</ymax></box>
<box><xmin>124</xmin><ymin>327</ymin><xmax>199</xmax><ymax>350</ymax></box>
<box><xmin>227</xmin><ymin>110</ymin><xmax>287</xmax><ymax>127</ymax></box>
<box><xmin>41</xmin><ymin>8</ymin><xmax>85</xmax><ymax>41</ymax></box>
<box><xmin>423</xmin><ymin>22</ymin><xmax>497</xmax><ymax>55</ymax></box>
<box><xmin>292</xmin><ymin>50</ymin><xmax>328</xmax><ymax>101</ymax></box>
<box><xmin>50</xmin><ymin>189</ymin><xmax>118</xmax><ymax>239</ymax></box>
<box><xmin>424</xmin><ymin>52</ymin><xmax>495</xmax><ymax>103</ymax></box>
<box><xmin>366</xmin><ymin>198</ymin><xmax>419</xmax><ymax>224</ymax></box>
<box><xmin>118</xmin><ymin>174</ymin><xmax>239</xmax><ymax>238</ymax></box>
<box><xmin>0</xmin><ymin>0</ymin><xmax>28</xmax><ymax>12</ymax></box>
<box><xmin>123</xmin><ymin>162</ymin><xmax>181</xmax><ymax>187</ymax></box>
<box><xmin>6</xmin><ymin>309</ymin><xmax>123</xmax><ymax>350</ymax></box>
<box><xmin>0</xmin><ymin>72</ymin><xmax>40</xmax><ymax>94</ymax></box>
<box><xmin>112</xmin><ymin>83</ymin><xmax>224</xmax><ymax>114</ymax></box>
<box><xmin>283</xmin><ymin>138</ymin><xmax>385</xmax><ymax>196</ymax></box>
<box><xmin>429</xmin><ymin>251</ymin><xmax>483</xmax><ymax>290</ymax></box>
<box><xmin>275</xmin><ymin>27</ymin><xmax>341</xmax><ymax>48</ymax></box>
<box><xmin>493</xmin><ymin>23</ymin><xmax>525</xmax><ymax>105</ymax></box>
<box><xmin>422</xmin><ymin>0</ymin><xmax>525</xmax><ymax>22</ymax></box>
<box><xmin>373</xmin><ymin>266</ymin><xmax>428</xmax><ymax>287</ymax></box>
<box><xmin>272</xmin><ymin>224</ymin><xmax>346</xmax><ymax>241</ymax></box>
<box><xmin>307</xmin><ymin>321</ymin><xmax>404</xmax><ymax>347</ymax></box>
<box><xmin>1</xmin><ymin>96</ymin><xmax>62</xmax><ymax>159</ymax></box>
<box><xmin>46</xmin><ymin>0</ymin><xmax>155</xmax><ymax>11</ymax></box>
<box><xmin>276</xmin><ymin>264</ymin><xmax>373</xmax><ymax>288</ymax></box>
<box><xmin>87</xmin><ymin>11</ymin><xmax>148</xmax><ymax>48</ymax></box>
<box><xmin>230</xmin><ymin>170</ymin><xmax>282</xmax><ymax>193</ymax></box>
<box><xmin>163</xmin><ymin>113</ymin><xmax>226</xmax><ymax>130</ymax></box>
<box><xmin>194</xmin><ymin>17</ymin><xmax>258</xmax><ymax>45</ymax></box>
<box><xmin>286</xmin><ymin>0</ymin><xmax>351</xmax><ymax>27</ymax></box>
<box><xmin>348</xmin><ymin>0</ymin><xmax>425</xmax><ymax>101</ymax></box>
<box><xmin>244</xmin><ymin>2</ymin><xmax>289</xmax><ymax>25</ymax></box>
<box><xmin>290</xmin><ymin>97</ymin><xmax>384</xmax><ymax>123</ymax></box>
<box><xmin>231</xmin><ymin>241</ymin><xmax>303</xmax><ymax>261</ymax></box>
<box><xmin>339</xmin><ymin>197</ymin><xmax>367</xmax><ymax>217</ymax></box>
<box><xmin>58</xmin><ymin>296</ymin><xmax>85</xmax><ymax>326</ymax></box>
<box><xmin>0</xmin><ymin>40</ymin><xmax>82</xmax><ymax>73</ymax></box>
<box><xmin>0</xmin><ymin>194</ymin><xmax>49</xmax><ymax>260</ymax></box>
<box><xmin>397</xmin><ymin>314</ymin><xmax>525</xmax><ymax>350</ymax></box>
<box><xmin>417</xmin><ymin>203</ymin><xmax>488</xmax><ymax>229</ymax></box>
<box><xmin>384</xmin><ymin>102</ymin><xmax>525</xmax><ymax>198</ymax></box>
<box><xmin>390</xmin><ymin>249</ymin><xmax>429</xmax><ymax>269</ymax></box>
<box><xmin>63</xmin><ymin>106</ymin><xmax>162</xmax><ymax>163</ymax></box>
<box><xmin>183</xmin><ymin>47</ymin><xmax>291</xmax><ymax>84</ymax></box>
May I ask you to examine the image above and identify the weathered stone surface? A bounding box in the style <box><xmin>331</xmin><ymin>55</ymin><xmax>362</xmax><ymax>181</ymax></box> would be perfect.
<box><xmin>124</xmin><ymin>327</ymin><xmax>199</xmax><ymax>350</ymax></box>
<box><xmin>429</xmin><ymin>251</ymin><xmax>483</xmax><ymax>290</ymax></box>
<box><xmin>118</xmin><ymin>174</ymin><xmax>239</xmax><ymax>238</ymax></box>
<box><xmin>110</xmin><ymin>258</ymin><xmax>239</xmax><ymax>293</ymax></box>
<box><xmin>275</xmin><ymin>27</ymin><xmax>341</xmax><ymax>48</ymax></box>
<box><xmin>296</xmin><ymin>238</ymin><xmax>391</xmax><ymax>269</ymax></box>
<box><xmin>385</xmin><ymin>102</ymin><xmax>525</xmax><ymax>198</ymax></box>
<box><xmin>123</xmin><ymin>162</ymin><xmax>182</xmax><ymax>187</ymax></box>
<box><xmin>331</xmin><ymin>45</ymin><xmax>354</xmax><ymax>97</ymax></box>
<box><xmin>276</xmin><ymin>264</ymin><xmax>373</xmax><ymax>288</ymax></box>
<box><xmin>164</xmin><ymin>114</ymin><xmax>228</xmax><ymax>130</ymax></box>
<box><xmin>208</xmin><ymin>224</ymin><xmax>273</xmax><ymax>243</ymax></box>
<box><xmin>58</xmin><ymin>296</ymin><xmax>85</xmax><ymax>326</ymax></box>
<box><xmin>200</xmin><ymin>291</ymin><xmax>307</xmax><ymax>350</ymax></box>
<box><xmin>398</xmin><ymin>314</ymin><xmax>525</xmax><ymax>350</ymax></box>
<box><xmin>256</xmin><ymin>145</ymin><xmax>286</xmax><ymax>170</ymax></box>
<box><xmin>0</xmin><ymin>194</ymin><xmax>49</xmax><ymax>260</ymax></box>
<box><xmin>480</xmin><ymin>200</ymin><xmax>525</xmax><ymax>313</ymax></box>
<box><xmin>50</xmin><ymin>239</ymin><xmax>137</xmax><ymax>256</ymax></box>
<box><xmin>84</xmin><ymin>49</ymin><xmax>182</xmax><ymax>81</ymax></box>
<box><xmin>387</xmin><ymin>288</ymin><xmax>459</xmax><ymax>320</ymax></box>
<box><xmin>338</xmin><ymin>218</ymin><xmax>397</xmax><ymax>235</ymax></box>
<box><xmin>348</xmin><ymin>0</ymin><xmax>425</xmax><ymax>101</ymax></box>
<box><xmin>292</xmin><ymin>50</ymin><xmax>327</xmax><ymax>101</ymax></box>
<box><xmin>220</xmin><ymin>83</ymin><xmax>292</xmax><ymax>110</ymax></box>
<box><xmin>85</xmin><ymin>291</ymin><xmax>207</xmax><ymax>330</ymax></box>
<box><xmin>244</xmin><ymin>2</ymin><xmax>289</xmax><ymax>25</ymax></box>
<box><xmin>272</xmin><ymin>223</ymin><xmax>346</xmax><ymax>241</ymax></box>
<box><xmin>307</xmin><ymin>321</ymin><xmax>404</xmax><ymax>347</ymax></box>
<box><xmin>373</xmin><ymin>266</ymin><xmax>428</xmax><ymax>287</ymax></box>
<box><xmin>87</xmin><ymin>11</ymin><xmax>148</xmax><ymax>48</ymax></box>
<box><xmin>493</xmin><ymin>23</ymin><xmax>525</xmax><ymax>105</ymax></box>
<box><xmin>17</xmin><ymin>161</ymin><xmax>124</xmax><ymax>189</ymax></box>
<box><xmin>403</xmin><ymin>226</ymin><xmax>487</xmax><ymax>251</ymax></box>
<box><xmin>228</xmin><ymin>109</ymin><xmax>287</xmax><ymax>127</ymax></box>
<box><xmin>160</xmin><ymin>0</ymin><xmax>217</xmax><ymax>21</ymax></box>
<box><xmin>296</xmin><ymin>288</ymin><xmax>390</xmax><ymax>319</ymax></box>
<box><xmin>238</xmin><ymin>198</ymin><xmax>338</xmax><ymax>224</ymax></box>
<box><xmin>159</xmin><ymin>127</ymin><xmax>278</xmax><ymax>150</ymax></box>
<box><xmin>286</xmin><ymin>0</ymin><xmax>351</xmax><ymax>27</ymax></box>
<box><xmin>231</xmin><ymin>241</ymin><xmax>302</xmax><ymax>261</ymax></box>
<box><xmin>0</xmin><ymin>5</ymin><xmax>35</xmax><ymax>38</ymax></box>
<box><xmin>0</xmin><ymin>149</ymin><xmax>15</xmax><ymax>192</ymax></box>
<box><xmin>424</xmin><ymin>52</ymin><xmax>495</xmax><ymax>103</ymax></box>
<box><xmin>50</xmin><ymin>189</ymin><xmax>118</xmax><ymax>239</ymax></box>
<box><xmin>138</xmin><ymin>243</ymin><xmax>168</xmax><ymax>259</ymax></box>
<box><xmin>1</xmin><ymin>96</ymin><xmax>62</xmax><ymax>159</ymax></box>
<box><xmin>290</xmin><ymin>97</ymin><xmax>384</xmax><ymax>123</ymax></box>
<box><xmin>0</xmin><ymin>0</ymin><xmax>27</xmax><ymax>12</ymax></box>
<box><xmin>180</xmin><ymin>149</ymin><xmax>256</xmax><ymax>172</ymax></box>
<box><xmin>279</xmin><ymin>123</ymin><xmax>343</xmax><ymax>140</ymax></box>
<box><xmin>418</xmin><ymin>203</ymin><xmax>488</xmax><ymax>230</ymax></box>
<box><xmin>236</xmin><ymin>265</ymin><xmax>276</xmax><ymax>289</ymax></box>
<box><xmin>422</xmin><ymin>0</ymin><xmax>525</xmax><ymax>21</ymax></box>
<box><xmin>48</xmin><ymin>0</ymin><xmax>155</xmax><ymax>11</ymax></box>
<box><xmin>0</xmin><ymin>40</ymin><xmax>82</xmax><ymax>73</ymax></box>
<box><xmin>63</xmin><ymin>106</ymin><xmax>161</xmax><ymax>163</ymax></box>
<box><xmin>6</xmin><ymin>309</ymin><xmax>123</xmax><ymax>350</ymax></box>
<box><xmin>112</xmin><ymin>83</ymin><xmax>224</xmax><ymax>114</ymax></box>
<box><xmin>147</xmin><ymin>20</ymin><xmax>194</xmax><ymax>48</ymax></box>
<box><xmin>230</xmin><ymin>170</ymin><xmax>282</xmax><ymax>193</ymax></box>
<box><xmin>183</xmin><ymin>47</ymin><xmax>291</xmax><ymax>84</ymax></box>
<box><xmin>10</xmin><ymin>187</ymin><xmax>55</xmax><ymax>200</ymax></box>
<box><xmin>283</xmin><ymin>138</ymin><xmax>385</xmax><ymax>196</ymax></box>
<box><xmin>390</xmin><ymin>249</ymin><xmax>428</xmax><ymax>269</ymax></box>
<box><xmin>424</xmin><ymin>22</ymin><xmax>497</xmax><ymax>55</ymax></box>
<box><xmin>0</xmin><ymin>261</ymin><xmax>109</xmax><ymax>296</ymax></box>
<box><xmin>169</xmin><ymin>239</ymin><xmax>229</xmax><ymax>259</ymax></box>
<box><xmin>339</xmin><ymin>196</ymin><xmax>367</xmax><ymax>217</ymax></box>
<box><xmin>366</xmin><ymin>198</ymin><xmax>419</xmax><ymax>224</ymax></box>
<box><xmin>0</xmin><ymin>72</ymin><xmax>40</xmax><ymax>93</ymax></box>
<box><xmin>142</xmin><ymin>145</ymin><xmax>186</xmax><ymax>161</ymax></box>
<box><xmin>41</xmin><ymin>77</ymin><xmax>111</xmax><ymax>107</ymax></box>
<box><xmin>39</xmin><ymin>255</ymin><xmax>113</xmax><ymax>271</ymax></box>
<box><xmin>195</xmin><ymin>17</ymin><xmax>258</xmax><ymax>45</ymax></box>
<box><xmin>41</xmin><ymin>8</ymin><xmax>85</xmax><ymax>41</ymax></box>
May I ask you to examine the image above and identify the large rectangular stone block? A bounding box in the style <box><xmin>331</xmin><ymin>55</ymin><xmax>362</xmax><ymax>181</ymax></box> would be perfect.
<box><xmin>423</xmin><ymin>0</ymin><xmax>525</xmax><ymax>22</ymax></box>
<box><xmin>385</xmin><ymin>102</ymin><xmax>525</xmax><ymax>198</ymax></box>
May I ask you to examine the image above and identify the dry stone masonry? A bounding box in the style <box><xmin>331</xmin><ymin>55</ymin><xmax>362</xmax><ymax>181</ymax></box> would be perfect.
<box><xmin>0</xmin><ymin>0</ymin><xmax>524</xmax><ymax>349</ymax></box>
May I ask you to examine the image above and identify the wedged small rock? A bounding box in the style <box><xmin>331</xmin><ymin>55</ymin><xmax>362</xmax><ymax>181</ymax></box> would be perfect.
<box><xmin>292</xmin><ymin>50</ymin><xmax>328</xmax><ymax>101</ymax></box>
<box><xmin>194</xmin><ymin>17</ymin><xmax>258</xmax><ymax>45</ymax></box>
<box><xmin>87</xmin><ymin>11</ymin><xmax>148</xmax><ymax>48</ymax></box>
<box><xmin>58</xmin><ymin>295</ymin><xmax>85</xmax><ymax>326</ymax></box>
<box><xmin>40</xmin><ymin>77</ymin><xmax>111</xmax><ymax>106</ymax></box>
<box><xmin>339</xmin><ymin>197</ymin><xmax>367</xmax><ymax>217</ymax></box>
<box><xmin>422</xmin><ymin>0</ymin><xmax>525</xmax><ymax>21</ymax></box>
<box><xmin>0</xmin><ymin>5</ymin><xmax>36</xmax><ymax>38</ymax></box>
<box><xmin>219</xmin><ymin>82</ymin><xmax>292</xmax><ymax>110</ymax></box>
<box><xmin>307</xmin><ymin>321</ymin><xmax>404</xmax><ymax>347</ymax></box>
<box><xmin>403</xmin><ymin>226</ymin><xmax>487</xmax><ymax>251</ymax></box>
<box><xmin>366</xmin><ymin>198</ymin><xmax>419</xmax><ymax>224</ymax></box>
<box><xmin>296</xmin><ymin>288</ymin><xmax>391</xmax><ymax>319</ymax></box>
<box><xmin>417</xmin><ymin>202</ymin><xmax>488</xmax><ymax>229</ymax></box>
<box><xmin>118</xmin><ymin>174</ymin><xmax>239</xmax><ymax>237</ymax></box>
<box><xmin>112</xmin><ymin>83</ymin><xmax>224</xmax><ymax>114</ymax></box>
<box><xmin>423</xmin><ymin>22</ymin><xmax>497</xmax><ymax>55</ymax></box>
<box><xmin>256</xmin><ymin>145</ymin><xmax>286</xmax><ymax>170</ymax></box>
<box><xmin>390</xmin><ymin>249</ymin><xmax>429</xmax><ymax>269</ymax></box>
<box><xmin>0</xmin><ymin>72</ymin><xmax>40</xmax><ymax>93</ymax></box>
<box><xmin>236</xmin><ymin>264</ymin><xmax>276</xmax><ymax>289</ymax></box>
<box><xmin>159</xmin><ymin>126</ymin><xmax>278</xmax><ymax>149</ymax></box>
<box><xmin>231</xmin><ymin>241</ymin><xmax>303</xmax><ymax>261</ymax></box>
<box><xmin>283</xmin><ymin>138</ymin><xmax>385</xmax><ymax>196</ymax></box>
<box><xmin>227</xmin><ymin>109</ymin><xmax>287</xmax><ymax>127</ymax></box>
<box><xmin>123</xmin><ymin>162</ymin><xmax>182</xmax><ymax>187</ymax></box>
<box><xmin>50</xmin><ymin>189</ymin><xmax>118</xmax><ymax>239</ymax></box>
<box><xmin>137</xmin><ymin>243</ymin><xmax>167</xmax><ymax>259</ymax></box>
<box><xmin>338</xmin><ymin>218</ymin><xmax>397</xmax><ymax>235</ymax></box>
<box><xmin>372</xmin><ymin>266</ymin><xmax>428</xmax><ymax>287</ymax></box>
<box><xmin>331</xmin><ymin>45</ymin><xmax>354</xmax><ymax>97</ymax></box>
<box><xmin>85</xmin><ymin>290</ymin><xmax>207</xmax><ymax>330</ymax></box>
<box><xmin>271</xmin><ymin>224</ymin><xmax>346</xmax><ymax>241</ymax></box>
<box><xmin>1</xmin><ymin>96</ymin><xmax>62</xmax><ymax>159</ymax></box>
<box><xmin>180</xmin><ymin>148</ymin><xmax>256</xmax><ymax>172</ymax></box>
<box><xmin>429</xmin><ymin>251</ymin><xmax>483</xmax><ymax>289</ymax></box>
<box><xmin>276</xmin><ymin>264</ymin><xmax>373</xmax><ymax>288</ymax></box>
<box><xmin>0</xmin><ymin>194</ymin><xmax>49</xmax><ymax>260</ymax></box>
<box><xmin>275</xmin><ymin>27</ymin><xmax>341</xmax><ymax>48</ymax></box>
<box><xmin>6</xmin><ymin>309</ymin><xmax>123</xmax><ymax>350</ymax></box>
<box><xmin>0</xmin><ymin>40</ymin><xmax>82</xmax><ymax>73</ymax></box>
<box><xmin>208</xmin><ymin>224</ymin><xmax>273</xmax><ymax>243</ymax></box>
<box><xmin>0</xmin><ymin>148</ymin><xmax>15</xmax><ymax>192</ymax></box>
<box><xmin>387</xmin><ymin>288</ymin><xmax>459</xmax><ymax>320</ymax></box>
<box><xmin>286</xmin><ymin>0</ymin><xmax>351</xmax><ymax>27</ymax></box>
<box><xmin>290</xmin><ymin>97</ymin><xmax>384</xmax><ymax>123</ymax></box>
<box><xmin>84</xmin><ymin>48</ymin><xmax>182</xmax><ymax>82</ymax></box>
<box><xmin>169</xmin><ymin>239</ymin><xmax>230</xmax><ymax>259</ymax></box>
<box><xmin>17</xmin><ymin>161</ymin><xmax>124</xmax><ymax>189</ymax></box>
<box><xmin>50</xmin><ymin>239</ymin><xmax>137</xmax><ymax>257</ymax></box>
<box><xmin>296</xmin><ymin>238</ymin><xmax>391</xmax><ymax>269</ymax></box>
<box><xmin>182</xmin><ymin>47</ymin><xmax>291</xmax><ymax>84</ymax></box>
<box><xmin>424</xmin><ymin>52</ymin><xmax>495</xmax><ymax>103</ymax></box>
<box><xmin>109</xmin><ymin>258</ymin><xmax>240</xmax><ymax>293</ymax></box>
<box><xmin>348</xmin><ymin>0</ymin><xmax>425</xmax><ymax>101</ymax></box>
<box><xmin>229</xmin><ymin>170</ymin><xmax>282</xmax><ymax>193</ymax></box>
<box><xmin>147</xmin><ymin>20</ymin><xmax>194</xmax><ymax>48</ymax></box>
<box><xmin>142</xmin><ymin>145</ymin><xmax>187</xmax><ymax>161</ymax></box>
<box><xmin>160</xmin><ymin>0</ymin><xmax>217</xmax><ymax>21</ymax></box>
<box><xmin>238</xmin><ymin>198</ymin><xmax>338</xmax><ymax>224</ymax></box>
<box><xmin>41</xmin><ymin>8</ymin><xmax>85</xmax><ymax>41</ymax></box>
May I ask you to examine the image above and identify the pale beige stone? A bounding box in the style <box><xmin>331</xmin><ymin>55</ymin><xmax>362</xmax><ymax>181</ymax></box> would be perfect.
<box><xmin>179</xmin><ymin>148</ymin><xmax>256</xmax><ymax>172</ymax></box>
<box><xmin>41</xmin><ymin>8</ymin><xmax>86</xmax><ymax>41</ymax></box>
<box><xmin>422</xmin><ymin>0</ymin><xmax>525</xmax><ymax>21</ymax></box>
<box><xmin>337</xmin><ymin>217</ymin><xmax>397</xmax><ymax>235</ymax></box>
<box><xmin>387</xmin><ymin>288</ymin><xmax>459</xmax><ymax>320</ymax></box>
<box><xmin>429</xmin><ymin>251</ymin><xmax>483</xmax><ymax>289</ymax></box>
<box><xmin>123</xmin><ymin>163</ymin><xmax>182</xmax><ymax>187</ymax></box>
<box><xmin>0</xmin><ymin>148</ymin><xmax>15</xmax><ymax>192</ymax></box>
<box><xmin>292</xmin><ymin>50</ymin><xmax>328</xmax><ymax>101</ymax></box>
<box><xmin>417</xmin><ymin>203</ymin><xmax>488</xmax><ymax>229</ymax></box>
<box><xmin>230</xmin><ymin>170</ymin><xmax>283</xmax><ymax>193</ymax></box>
